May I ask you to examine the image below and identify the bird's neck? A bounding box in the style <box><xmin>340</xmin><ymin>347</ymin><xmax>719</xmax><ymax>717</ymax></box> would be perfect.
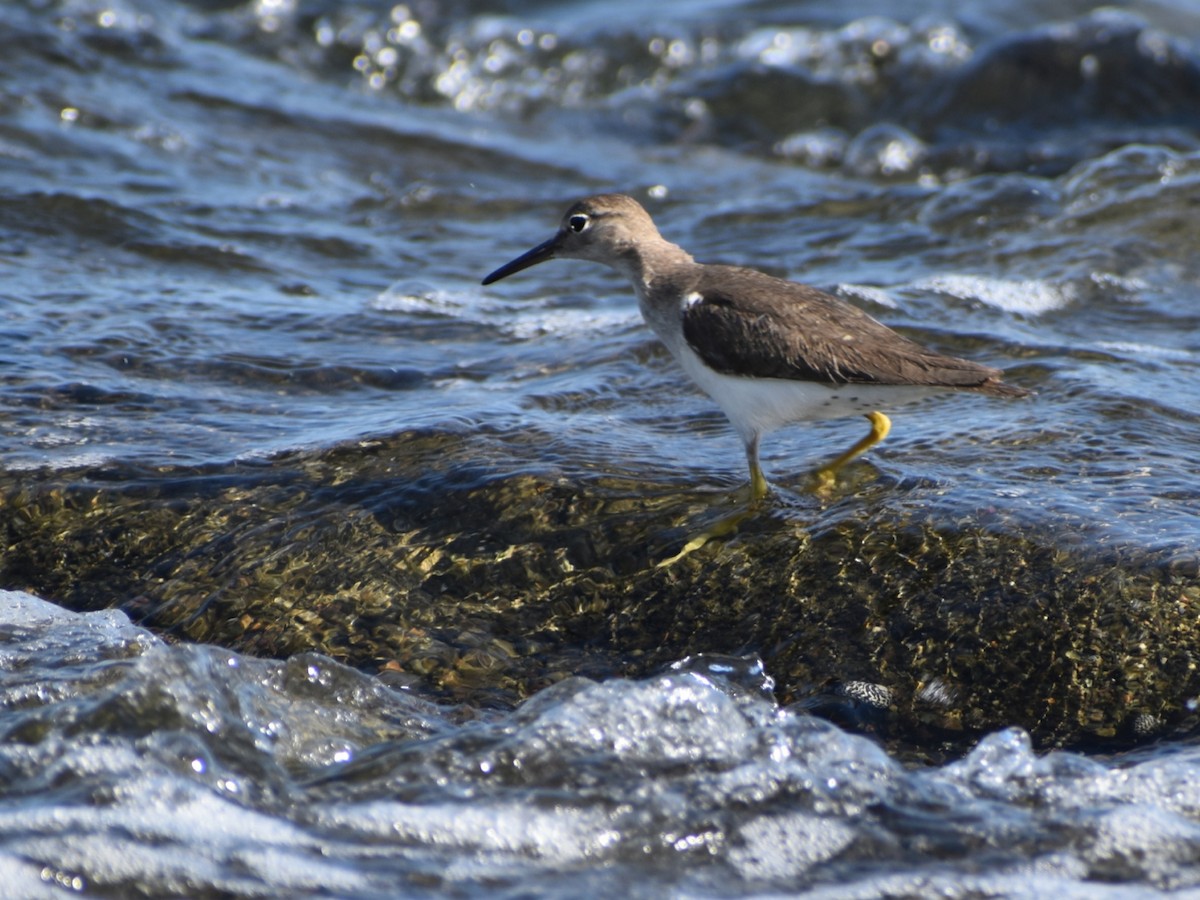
<box><xmin>621</xmin><ymin>237</ymin><xmax>695</xmax><ymax>293</ymax></box>
<box><xmin>616</xmin><ymin>238</ymin><xmax>697</xmax><ymax>346</ymax></box>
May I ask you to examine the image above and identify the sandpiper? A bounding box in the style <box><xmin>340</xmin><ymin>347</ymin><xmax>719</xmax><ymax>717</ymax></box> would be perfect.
<box><xmin>482</xmin><ymin>193</ymin><xmax>1029</xmax><ymax>501</ymax></box>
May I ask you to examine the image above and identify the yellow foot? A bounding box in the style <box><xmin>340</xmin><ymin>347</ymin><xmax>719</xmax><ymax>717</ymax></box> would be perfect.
<box><xmin>656</xmin><ymin>506</ymin><xmax>754</xmax><ymax>569</ymax></box>
<box><xmin>810</xmin><ymin>466</ymin><xmax>839</xmax><ymax>494</ymax></box>
<box><xmin>810</xmin><ymin>410</ymin><xmax>891</xmax><ymax>493</ymax></box>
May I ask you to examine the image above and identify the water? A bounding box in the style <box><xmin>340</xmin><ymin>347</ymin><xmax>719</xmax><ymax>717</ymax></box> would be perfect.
<box><xmin>5</xmin><ymin>590</ymin><xmax>1200</xmax><ymax>898</ymax></box>
<box><xmin>2</xmin><ymin>0</ymin><xmax>1200</xmax><ymax>894</ymax></box>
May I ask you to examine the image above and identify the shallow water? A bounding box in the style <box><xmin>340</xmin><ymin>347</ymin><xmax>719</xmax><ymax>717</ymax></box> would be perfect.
<box><xmin>3</xmin><ymin>0</ymin><xmax>1199</xmax><ymax>551</ymax></box>
<box><xmin>3</xmin><ymin>0</ymin><xmax>1200</xmax><ymax>894</ymax></box>
<box><xmin>5</xmin><ymin>590</ymin><xmax>1200</xmax><ymax>898</ymax></box>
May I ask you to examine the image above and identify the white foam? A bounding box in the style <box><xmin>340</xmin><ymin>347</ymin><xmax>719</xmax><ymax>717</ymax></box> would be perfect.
<box><xmin>1</xmin><ymin>779</ymin><xmax>371</xmax><ymax>895</ymax></box>
<box><xmin>836</xmin><ymin>282</ymin><xmax>901</xmax><ymax>309</ymax></box>
<box><xmin>375</xmin><ymin>279</ymin><xmax>640</xmax><ymax>340</ymax></box>
<box><xmin>371</xmin><ymin>281</ymin><xmax>482</xmax><ymax>315</ymax></box>
<box><xmin>8</xmin><ymin>596</ymin><xmax>1200</xmax><ymax>896</ymax></box>
<box><xmin>316</xmin><ymin>799</ymin><xmax>618</xmax><ymax>865</ymax></box>
<box><xmin>916</xmin><ymin>273</ymin><xmax>1076</xmax><ymax>315</ymax></box>
<box><xmin>729</xmin><ymin>811</ymin><xmax>856</xmax><ymax>879</ymax></box>
<box><xmin>0</xmin><ymin>590</ymin><xmax>134</xmax><ymax>631</ymax></box>
<box><xmin>1095</xmin><ymin>341</ymin><xmax>1195</xmax><ymax>362</ymax></box>
<box><xmin>502</xmin><ymin>307</ymin><xmax>640</xmax><ymax>341</ymax></box>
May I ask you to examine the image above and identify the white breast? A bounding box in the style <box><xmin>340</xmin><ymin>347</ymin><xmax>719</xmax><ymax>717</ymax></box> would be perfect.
<box><xmin>671</xmin><ymin>341</ymin><xmax>941</xmax><ymax>443</ymax></box>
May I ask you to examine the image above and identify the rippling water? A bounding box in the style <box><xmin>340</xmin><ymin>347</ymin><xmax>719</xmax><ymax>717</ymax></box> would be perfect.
<box><xmin>6</xmin><ymin>591</ymin><xmax>1200</xmax><ymax>897</ymax></box>
<box><xmin>3</xmin><ymin>0</ymin><xmax>1200</xmax><ymax>894</ymax></box>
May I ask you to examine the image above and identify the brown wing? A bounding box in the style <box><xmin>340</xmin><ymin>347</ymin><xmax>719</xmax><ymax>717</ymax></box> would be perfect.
<box><xmin>679</xmin><ymin>266</ymin><xmax>1016</xmax><ymax>390</ymax></box>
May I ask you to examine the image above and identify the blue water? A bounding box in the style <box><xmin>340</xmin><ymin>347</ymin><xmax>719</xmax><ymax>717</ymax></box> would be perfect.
<box><xmin>5</xmin><ymin>590</ymin><xmax>1200</xmax><ymax>898</ymax></box>
<box><xmin>3</xmin><ymin>0</ymin><xmax>1200</xmax><ymax>895</ymax></box>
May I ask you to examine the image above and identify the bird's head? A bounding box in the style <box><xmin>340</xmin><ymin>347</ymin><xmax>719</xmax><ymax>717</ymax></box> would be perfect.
<box><xmin>482</xmin><ymin>194</ymin><xmax>660</xmax><ymax>285</ymax></box>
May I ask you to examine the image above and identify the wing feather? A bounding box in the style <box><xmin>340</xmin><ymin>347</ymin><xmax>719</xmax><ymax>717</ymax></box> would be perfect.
<box><xmin>679</xmin><ymin>266</ymin><xmax>1010</xmax><ymax>390</ymax></box>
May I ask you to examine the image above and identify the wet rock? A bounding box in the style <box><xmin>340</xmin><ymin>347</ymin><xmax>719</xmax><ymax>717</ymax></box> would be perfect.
<box><xmin>2</xmin><ymin>428</ymin><xmax>1197</xmax><ymax>753</ymax></box>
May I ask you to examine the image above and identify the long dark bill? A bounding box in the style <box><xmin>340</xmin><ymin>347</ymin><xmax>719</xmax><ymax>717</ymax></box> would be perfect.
<box><xmin>481</xmin><ymin>236</ymin><xmax>559</xmax><ymax>285</ymax></box>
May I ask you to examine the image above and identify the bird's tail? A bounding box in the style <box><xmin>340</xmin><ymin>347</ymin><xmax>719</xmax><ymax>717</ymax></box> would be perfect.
<box><xmin>977</xmin><ymin>377</ymin><xmax>1033</xmax><ymax>399</ymax></box>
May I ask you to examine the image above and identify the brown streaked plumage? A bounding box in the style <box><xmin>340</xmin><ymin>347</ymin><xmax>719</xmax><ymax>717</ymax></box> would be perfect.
<box><xmin>677</xmin><ymin>265</ymin><xmax>1025</xmax><ymax>393</ymax></box>
<box><xmin>482</xmin><ymin>193</ymin><xmax>1029</xmax><ymax>499</ymax></box>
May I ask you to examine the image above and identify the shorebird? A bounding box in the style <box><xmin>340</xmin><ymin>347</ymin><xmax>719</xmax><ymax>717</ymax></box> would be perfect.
<box><xmin>482</xmin><ymin>193</ymin><xmax>1029</xmax><ymax>509</ymax></box>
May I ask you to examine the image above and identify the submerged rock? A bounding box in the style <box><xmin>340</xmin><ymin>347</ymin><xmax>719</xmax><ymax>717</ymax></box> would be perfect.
<box><xmin>2</xmin><ymin>428</ymin><xmax>1196</xmax><ymax>753</ymax></box>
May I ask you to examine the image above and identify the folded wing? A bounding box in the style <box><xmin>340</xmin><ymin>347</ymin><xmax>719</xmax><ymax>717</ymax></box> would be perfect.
<box><xmin>680</xmin><ymin>266</ymin><xmax>1023</xmax><ymax>394</ymax></box>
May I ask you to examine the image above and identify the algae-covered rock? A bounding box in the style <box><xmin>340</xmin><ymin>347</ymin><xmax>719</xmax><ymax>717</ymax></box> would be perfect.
<box><xmin>2</xmin><ymin>429</ymin><xmax>1197</xmax><ymax>752</ymax></box>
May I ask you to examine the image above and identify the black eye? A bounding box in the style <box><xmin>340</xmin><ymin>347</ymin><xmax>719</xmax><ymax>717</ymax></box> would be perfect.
<box><xmin>568</xmin><ymin>214</ymin><xmax>589</xmax><ymax>233</ymax></box>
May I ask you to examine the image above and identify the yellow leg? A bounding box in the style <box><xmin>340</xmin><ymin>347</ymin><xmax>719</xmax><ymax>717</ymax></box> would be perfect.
<box><xmin>813</xmin><ymin>411</ymin><xmax>891</xmax><ymax>490</ymax></box>
<box><xmin>656</xmin><ymin>433</ymin><xmax>768</xmax><ymax>568</ymax></box>
<box><xmin>746</xmin><ymin>433</ymin><xmax>770</xmax><ymax>502</ymax></box>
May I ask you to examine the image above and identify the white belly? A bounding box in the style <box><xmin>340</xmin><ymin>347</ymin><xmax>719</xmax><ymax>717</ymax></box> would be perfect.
<box><xmin>672</xmin><ymin>342</ymin><xmax>942</xmax><ymax>442</ymax></box>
